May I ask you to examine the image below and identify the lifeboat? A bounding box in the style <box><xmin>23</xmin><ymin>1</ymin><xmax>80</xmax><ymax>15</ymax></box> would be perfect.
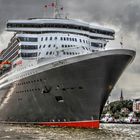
<box><xmin>0</xmin><ymin>61</ymin><xmax>11</xmax><ymax>69</ymax></box>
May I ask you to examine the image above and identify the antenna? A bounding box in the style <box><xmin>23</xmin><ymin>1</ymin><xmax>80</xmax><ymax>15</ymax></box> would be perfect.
<box><xmin>54</xmin><ymin>0</ymin><xmax>64</xmax><ymax>18</ymax></box>
<box><xmin>43</xmin><ymin>0</ymin><xmax>64</xmax><ymax>19</ymax></box>
<box><xmin>120</xmin><ymin>36</ymin><xmax>124</xmax><ymax>48</ymax></box>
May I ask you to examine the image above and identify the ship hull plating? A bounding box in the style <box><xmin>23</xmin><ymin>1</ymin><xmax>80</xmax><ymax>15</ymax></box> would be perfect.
<box><xmin>0</xmin><ymin>50</ymin><xmax>135</xmax><ymax>128</ymax></box>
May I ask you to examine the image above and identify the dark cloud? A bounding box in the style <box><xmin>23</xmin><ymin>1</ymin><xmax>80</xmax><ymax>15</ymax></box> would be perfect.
<box><xmin>0</xmin><ymin>0</ymin><xmax>140</xmax><ymax>35</ymax></box>
<box><xmin>63</xmin><ymin>0</ymin><xmax>140</xmax><ymax>36</ymax></box>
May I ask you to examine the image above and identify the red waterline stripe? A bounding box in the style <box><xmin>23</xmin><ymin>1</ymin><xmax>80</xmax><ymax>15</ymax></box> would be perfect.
<box><xmin>37</xmin><ymin>120</ymin><xmax>100</xmax><ymax>128</ymax></box>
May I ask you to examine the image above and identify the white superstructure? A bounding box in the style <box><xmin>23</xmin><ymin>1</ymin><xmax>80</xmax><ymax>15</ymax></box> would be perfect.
<box><xmin>5</xmin><ymin>18</ymin><xmax>115</xmax><ymax>65</ymax></box>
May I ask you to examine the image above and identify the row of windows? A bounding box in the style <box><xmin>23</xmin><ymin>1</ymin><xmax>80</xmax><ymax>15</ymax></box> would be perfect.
<box><xmin>62</xmin><ymin>45</ymin><xmax>76</xmax><ymax>48</ymax></box>
<box><xmin>21</xmin><ymin>52</ymin><xmax>37</xmax><ymax>57</ymax></box>
<box><xmin>19</xmin><ymin>37</ymin><xmax>38</xmax><ymax>42</ymax></box>
<box><xmin>46</xmin><ymin>52</ymin><xmax>55</xmax><ymax>55</ymax></box>
<box><xmin>16</xmin><ymin>88</ymin><xmax>41</xmax><ymax>93</ymax></box>
<box><xmin>16</xmin><ymin>86</ymin><xmax>83</xmax><ymax>94</ymax></box>
<box><xmin>44</xmin><ymin>51</ymin><xmax>81</xmax><ymax>55</ymax></box>
<box><xmin>22</xmin><ymin>31</ymin><xmax>113</xmax><ymax>41</ymax></box>
<box><xmin>39</xmin><ymin>44</ymin><xmax>77</xmax><ymax>49</ymax></box>
<box><xmin>38</xmin><ymin>51</ymin><xmax>82</xmax><ymax>56</ymax></box>
<box><xmin>21</xmin><ymin>45</ymin><xmax>38</xmax><ymax>50</ymax></box>
<box><xmin>91</xmin><ymin>42</ymin><xmax>104</xmax><ymax>48</ymax></box>
<box><xmin>17</xmin><ymin>79</ymin><xmax>42</xmax><ymax>86</ymax></box>
<box><xmin>39</xmin><ymin>44</ymin><xmax>56</xmax><ymax>49</ymax></box>
<box><xmin>38</xmin><ymin>42</ymin><xmax>102</xmax><ymax>50</ymax></box>
<box><xmin>63</xmin><ymin>52</ymin><xmax>80</xmax><ymax>55</ymax></box>
<box><xmin>7</xmin><ymin>23</ymin><xmax>114</xmax><ymax>36</ymax></box>
<box><xmin>41</xmin><ymin>36</ymin><xmax>89</xmax><ymax>44</ymax></box>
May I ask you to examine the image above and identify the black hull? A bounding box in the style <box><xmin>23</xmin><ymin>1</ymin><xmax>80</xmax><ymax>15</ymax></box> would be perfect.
<box><xmin>0</xmin><ymin>49</ymin><xmax>135</xmax><ymax>128</ymax></box>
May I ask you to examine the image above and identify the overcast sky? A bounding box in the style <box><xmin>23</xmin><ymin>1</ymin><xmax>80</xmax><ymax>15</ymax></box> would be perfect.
<box><xmin>0</xmin><ymin>0</ymin><xmax>139</xmax><ymax>101</ymax></box>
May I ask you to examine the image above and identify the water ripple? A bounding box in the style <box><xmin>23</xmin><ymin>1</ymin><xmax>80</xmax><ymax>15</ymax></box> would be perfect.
<box><xmin>0</xmin><ymin>123</ymin><xmax>139</xmax><ymax>140</ymax></box>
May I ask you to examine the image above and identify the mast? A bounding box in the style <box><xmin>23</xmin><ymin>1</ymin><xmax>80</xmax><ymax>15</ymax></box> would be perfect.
<box><xmin>54</xmin><ymin>0</ymin><xmax>61</xmax><ymax>18</ymax></box>
<box><xmin>54</xmin><ymin>0</ymin><xmax>63</xmax><ymax>18</ymax></box>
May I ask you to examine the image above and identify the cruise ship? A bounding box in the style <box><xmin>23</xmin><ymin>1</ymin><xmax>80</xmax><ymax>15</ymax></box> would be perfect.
<box><xmin>0</xmin><ymin>1</ymin><xmax>135</xmax><ymax>128</ymax></box>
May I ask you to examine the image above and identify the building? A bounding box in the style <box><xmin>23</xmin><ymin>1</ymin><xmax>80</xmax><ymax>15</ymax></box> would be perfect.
<box><xmin>133</xmin><ymin>99</ymin><xmax>140</xmax><ymax>113</ymax></box>
<box><xmin>120</xmin><ymin>89</ymin><xmax>124</xmax><ymax>101</ymax></box>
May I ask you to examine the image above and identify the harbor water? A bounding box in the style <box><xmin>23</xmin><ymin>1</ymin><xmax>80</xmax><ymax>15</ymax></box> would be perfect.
<box><xmin>0</xmin><ymin>123</ymin><xmax>140</xmax><ymax>139</ymax></box>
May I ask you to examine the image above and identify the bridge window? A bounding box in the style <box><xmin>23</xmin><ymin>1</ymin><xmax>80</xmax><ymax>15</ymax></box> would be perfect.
<box><xmin>91</xmin><ymin>42</ymin><xmax>101</xmax><ymax>47</ymax></box>
<box><xmin>21</xmin><ymin>52</ymin><xmax>37</xmax><ymax>57</ymax></box>
<box><xmin>19</xmin><ymin>37</ymin><xmax>38</xmax><ymax>42</ymax></box>
<box><xmin>21</xmin><ymin>45</ymin><xmax>38</xmax><ymax>50</ymax></box>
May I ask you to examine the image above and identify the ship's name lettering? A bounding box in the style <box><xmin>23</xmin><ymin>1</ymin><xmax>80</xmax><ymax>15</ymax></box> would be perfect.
<box><xmin>53</xmin><ymin>60</ymin><xmax>66</xmax><ymax>67</ymax></box>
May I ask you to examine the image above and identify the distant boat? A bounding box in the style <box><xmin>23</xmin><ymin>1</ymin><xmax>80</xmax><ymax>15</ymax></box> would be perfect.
<box><xmin>101</xmin><ymin>113</ymin><xmax>115</xmax><ymax>123</ymax></box>
<box><xmin>124</xmin><ymin>112</ymin><xmax>139</xmax><ymax>123</ymax></box>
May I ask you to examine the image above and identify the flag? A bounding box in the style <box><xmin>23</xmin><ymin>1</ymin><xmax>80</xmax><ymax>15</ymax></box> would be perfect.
<box><xmin>51</xmin><ymin>3</ymin><xmax>55</xmax><ymax>7</ymax></box>
<box><xmin>120</xmin><ymin>42</ymin><xmax>123</xmax><ymax>45</ymax></box>
<box><xmin>44</xmin><ymin>5</ymin><xmax>47</xmax><ymax>8</ymax></box>
<box><xmin>60</xmin><ymin>7</ymin><xmax>63</xmax><ymax>10</ymax></box>
<box><xmin>47</xmin><ymin>3</ymin><xmax>55</xmax><ymax>7</ymax></box>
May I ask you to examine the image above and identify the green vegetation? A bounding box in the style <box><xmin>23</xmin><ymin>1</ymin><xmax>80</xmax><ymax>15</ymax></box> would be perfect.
<box><xmin>102</xmin><ymin>100</ymin><xmax>133</xmax><ymax>119</ymax></box>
